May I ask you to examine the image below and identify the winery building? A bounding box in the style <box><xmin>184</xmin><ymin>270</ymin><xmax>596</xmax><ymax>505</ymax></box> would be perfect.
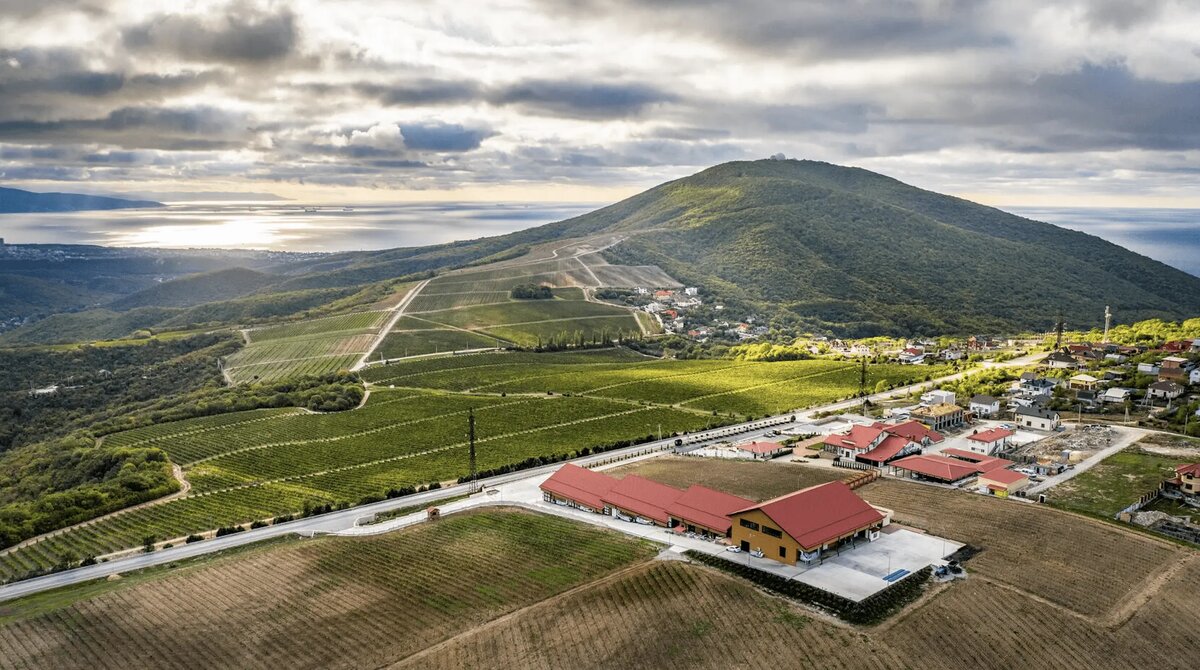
<box><xmin>727</xmin><ymin>482</ymin><xmax>886</xmax><ymax>565</ymax></box>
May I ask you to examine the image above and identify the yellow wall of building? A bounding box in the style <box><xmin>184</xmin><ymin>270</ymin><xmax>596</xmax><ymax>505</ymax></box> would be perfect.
<box><xmin>728</xmin><ymin>509</ymin><xmax>803</xmax><ymax>565</ymax></box>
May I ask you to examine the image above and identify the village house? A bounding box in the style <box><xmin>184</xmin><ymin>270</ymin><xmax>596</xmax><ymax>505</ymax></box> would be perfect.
<box><xmin>1103</xmin><ymin>387</ymin><xmax>1133</xmax><ymax>405</ymax></box>
<box><xmin>1147</xmin><ymin>380</ymin><xmax>1184</xmax><ymax>401</ymax></box>
<box><xmin>1137</xmin><ymin>362</ymin><xmax>1161</xmax><ymax>376</ymax></box>
<box><xmin>1069</xmin><ymin>373</ymin><xmax>1100</xmax><ymax>391</ymax></box>
<box><xmin>1044</xmin><ymin>351</ymin><xmax>1080</xmax><ymax>369</ymax></box>
<box><xmin>968</xmin><ymin>394</ymin><xmax>1000</xmax><ymax>417</ymax></box>
<box><xmin>821</xmin><ymin>420</ymin><xmax>943</xmax><ymax>465</ymax></box>
<box><xmin>964</xmin><ymin>427</ymin><xmax>1015</xmax><ymax>455</ymax></box>
<box><xmin>734</xmin><ymin>441</ymin><xmax>790</xmax><ymax>460</ymax></box>
<box><xmin>1015</xmin><ymin>406</ymin><xmax>1060</xmax><ymax>431</ymax></box>
<box><xmin>1164</xmin><ymin>463</ymin><xmax>1200</xmax><ymax>503</ymax></box>
<box><xmin>1191</xmin><ymin>368</ymin><xmax>1200</xmax><ymax>385</ymax></box>
<box><xmin>898</xmin><ymin>347</ymin><xmax>926</xmax><ymax>364</ymax></box>
<box><xmin>976</xmin><ymin>468</ymin><xmax>1030</xmax><ymax>498</ymax></box>
<box><xmin>1158</xmin><ymin>356</ymin><xmax>1193</xmax><ymax>383</ymax></box>
<box><xmin>910</xmin><ymin>403</ymin><xmax>965</xmax><ymax>432</ymax></box>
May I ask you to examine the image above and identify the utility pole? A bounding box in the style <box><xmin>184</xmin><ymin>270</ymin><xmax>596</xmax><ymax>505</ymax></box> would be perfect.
<box><xmin>468</xmin><ymin>408</ymin><xmax>479</xmax><ymax>494</ymax></box>
<box><xmin>1054</xmin><ymin>313</ymin><xmax>1065</xmax><ymax>350</ymax></box>
<box><xmin>860</xmin><ymin>357</ymin><xmax>868</xmax><ymax>416</ymax></box>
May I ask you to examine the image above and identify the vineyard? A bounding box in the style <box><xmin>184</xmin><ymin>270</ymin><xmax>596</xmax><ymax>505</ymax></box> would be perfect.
<box><xmin>378</xmin><ymin>328</ymin><xmax>504</xmax><ymax>358</ymax></box>
<box><xmin>225</xmin><ymin>310</ymin><xmax>394</xmax><ymax>383</ymax></box>
<box><xmin>0</xmin><ymin>381</ymin><xmax>721</xmax><ymax>581</ymax></box>
<box><xmin>363</xmin><ymin>350</ymin><xmax>942</xmax><ymax>417</ymax></box>
<box><xmin>399</xmin><ymin>561</ymin><xmax>899</xmax><ymax>670</ymax></box>
<box><xmin>0</xmin><ymin>511</ymin><xmax>657</xmax><ymax>670</ymax></box>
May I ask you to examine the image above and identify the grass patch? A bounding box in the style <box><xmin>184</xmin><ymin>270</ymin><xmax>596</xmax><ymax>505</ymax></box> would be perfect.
<box><xmin>1046</xmin><ymin>449</ymin><xmax>1181</xmax><ymax>518</ymax></box>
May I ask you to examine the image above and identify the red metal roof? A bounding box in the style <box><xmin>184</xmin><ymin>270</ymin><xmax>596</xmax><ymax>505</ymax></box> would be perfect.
<box><xmin>730</xmin><ymin>481</ymin><xmax>884</xmax><ymax>551</ymax></box>
<box><xmin>939</xmin><ymin>448</ymin><xmax>1013</xmax><ymax>472</ymax></box>
<box><xmin>1176</xmin><ymin>463</ymin><xmax>1200</xmax><ymax>478</ymax></box>
<box><xmin>666</xmin><ymin>485</ymin><xmax>754</xmax><ymax>534</ymax></box>
<box><xmin>891</xmin><ymin>454</ymin><xmax>980</xmax><ymax>482</ymax></box>
<box><xmin>739</xmin><ymin>441</ymin><xmax>786</xmax><ymax>454</ymax></box>
<box><xmin>979</xmin><ymin>469</ymin><xmax>1028</xmax><ymax>485</ymax></box>
<box><xmin>822</xmin><ymin>424</ymin><xmax>885</xmax><ymax>451</ymax></box>
<box><xmin>966</xmin><ymin>427</ymin><xmax>1015</xmax><ymax>444</ymax></box>
<box><xmin>601</xmin><ymin>475</ymin><xmax>683</xmax><ymax>524</ymax></box>
<box><xmin>857</xmin><ymin>434</ymin><xmax>913</xmax><ymax>464</ymax></box>
<box><xmin>883</xmin><ymin>420</ymin><xmax>944</xmax><ymax>444</ymax></box>
<box><xmin>538</xmin><ymin>463</ymin><xmax>616</xmax><ymax>510</ymax></box>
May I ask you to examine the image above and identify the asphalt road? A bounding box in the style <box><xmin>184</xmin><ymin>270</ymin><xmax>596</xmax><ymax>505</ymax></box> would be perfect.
<box><xmin>0</xmin><ymin>351</ymin><xmax>1044</xmax><ymax>603</ymax></box>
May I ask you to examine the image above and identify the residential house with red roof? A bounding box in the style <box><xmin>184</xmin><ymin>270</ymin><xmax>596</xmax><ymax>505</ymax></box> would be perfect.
<box><xmin>1164</xmin><ymin>463</ymin><xmax>1200</xmax><ymax>502</ymax></box>
<box><xmin>727</xmin><ymin>481</ymin><xmax>886</xmax><ymax>565</ymax></box>
<box><xmin>964</xmin><ymin>427</ymin><xmax>1015</xmax><ymax>455</ymax></box>
<box><xmin>735</xmin><ymin>441</ymin><xmax>789</xmax><ymax>460</ymax></box>
<box><xmin>823</xmin><ymin>420</ymin><xmax>944</xmax><ymax>466</ymax></box>
<box><xmin>977</xmin><ymin>468</ymin><xmax>1030</xmax><ymax>498</ymax></box>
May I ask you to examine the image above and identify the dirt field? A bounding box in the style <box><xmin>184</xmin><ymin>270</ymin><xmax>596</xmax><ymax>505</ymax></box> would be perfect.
<box><xmin>393</xmin><ymin>561</ymin><xmax>903</xmax><ymax>670</ymax></box>
<box><xmin>605</xmin><ymin>455</ymin><xmax>848</xmax><ymax>500</ymax></box>
<box><xmin>880</xmin><ymin>556</ymin><xmax>1200</xmax><ymax>670</ymax></box>
<box><xmin>854</xmin><ymin>479</ymin><xmax>1180</xmax><ymax>617</ymax></box>
<box><xmin>0</xmin><ymin>510</ymin><xmax>654</xmax><ymax>670</ymax></box>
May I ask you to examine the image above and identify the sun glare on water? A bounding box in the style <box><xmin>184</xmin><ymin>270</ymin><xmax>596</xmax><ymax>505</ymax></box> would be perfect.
<box><xmin>105</xmin><ymin>219</ymin><xmax>313</xmax><ymax>249</ymax></box>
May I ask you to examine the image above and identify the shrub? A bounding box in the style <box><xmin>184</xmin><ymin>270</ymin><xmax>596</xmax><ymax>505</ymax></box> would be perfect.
<box><xmin>185</xmin><ymin>534</ymin><xmax>204</xmax><ymax>543</ymax></box>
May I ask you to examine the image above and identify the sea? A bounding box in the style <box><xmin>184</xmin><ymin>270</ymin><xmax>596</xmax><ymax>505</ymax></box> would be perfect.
<box><xmin>1</xmin><ymin>202</ymin><xmax>1197</xmax><ymax>278</ymax></box>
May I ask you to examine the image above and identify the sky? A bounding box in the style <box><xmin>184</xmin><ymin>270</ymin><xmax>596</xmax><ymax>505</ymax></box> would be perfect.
<box><xmin>1</xmin><ymin>0</ymin><xmax>1199</xmax><ymax>207</ymax></box>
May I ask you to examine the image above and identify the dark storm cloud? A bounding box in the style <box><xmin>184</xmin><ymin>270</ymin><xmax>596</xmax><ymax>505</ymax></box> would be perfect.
<box><xmin>0</xmin><ymin>106</ymin><xmax>251</xmax><ymax>150</ymax></box>
<box><xmin>938</xmin><ymin>64</ymin><xmax>1200</xmax><ymax>152</ymax></box>
<box><xmin>352</xmin><ymin>80</ymin><xmax>484</xmax><ymax>106</ymax></box>
<box><xmin>122</xmin><ymin>4</ymin><xmax>298</xmax><ymax>64</ymax></box>
<box><xmin>400</xmin><ymin>122</ymin><xmax>494</xmax><ymax>151</ymax></box>
<box><xmin>488</xmin><ymin>80</ymin><xmax>676</xmax><ymax>119</ymax></box>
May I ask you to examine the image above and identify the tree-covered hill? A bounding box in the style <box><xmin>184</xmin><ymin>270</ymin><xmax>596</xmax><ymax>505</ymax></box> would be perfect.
<box><xmin>0</xmin><ymin>186</ymin><xmax>162</xmax><ymax>213</ymax></box>
<box><xmin>548</xmin><ymin>160</ymin><xmax>1200</xmax><ymax>335</ymax></box>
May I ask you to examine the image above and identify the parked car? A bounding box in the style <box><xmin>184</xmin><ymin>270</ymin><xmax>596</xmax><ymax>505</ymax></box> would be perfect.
<box><xmin>725</xmin><ymin>546</ymin><xmax>741</xmax><ymax>553</ymax></box>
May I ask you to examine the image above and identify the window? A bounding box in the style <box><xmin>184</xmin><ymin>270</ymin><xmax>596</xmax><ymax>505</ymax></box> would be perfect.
<box><xmin>762</xmin><ymin>526</ymin><xmax>782</xmax><ymax>539</ymax></box>
<box><xmin>739</xmin><ymin>519</ymin><xmax>759</xmax><ymax>531</ymax></box>
<box><xmin>779</xmin><ymin>546</ymin><xmax>787</xmax><ymax>558</ymax></box>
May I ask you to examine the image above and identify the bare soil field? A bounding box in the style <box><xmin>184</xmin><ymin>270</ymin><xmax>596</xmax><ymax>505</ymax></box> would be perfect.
<box><xmin>856</xmin><ymin>479</ymin><xmax>1180</xmax><ymax>617</ymax></box>
<box><xmin>0</xmin><ymin>510</ymin><xmax>654</xmax><ymax>670</ymax></box>
<box><xmin>880</xmin><ymin>556</ymin><xmax>1200</xmax><ymax>670</ymax></box>
<box><xmin>606</xmin><ymin>455</ymin><xmax>848</xmax><ymax>500</ymax></box>
<box><xmin>393</xmin><ymin>561</ymin><xmax>903</xmax><ymax>670</ymax></box>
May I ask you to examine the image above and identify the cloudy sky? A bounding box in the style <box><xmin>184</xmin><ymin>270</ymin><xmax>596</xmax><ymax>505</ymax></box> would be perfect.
<box><xmin>1</xmin><ymin>0</ymin><xmax>1198</xmax><ymax>206</ymax></box>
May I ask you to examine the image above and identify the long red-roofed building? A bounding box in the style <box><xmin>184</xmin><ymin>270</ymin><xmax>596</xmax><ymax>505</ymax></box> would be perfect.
<box><xmin>728</xmin><ymin>481</ymin><xmax>886</xmax><ymax>565</ymax></box>
<box><xmin>666</xmin><ymin>486</ymin><xmax>754</xmax><ymax>536</ymax></box>
<box><xmin>601</xmin><ymin>474</ymin><xmax>684</xmax><ymax>525</ymax></box>
<box><xmin>939</xmin><ymin>448</ymin><xmax>1013</xmax><ymax>473</ymax></box>
<box><xmin>539</xmin><ymin>463</ymin><xmax>617</xmax><ymax>512</ymax></box>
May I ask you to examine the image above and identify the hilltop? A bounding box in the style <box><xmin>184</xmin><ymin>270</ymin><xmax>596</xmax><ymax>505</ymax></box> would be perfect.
<box><xmin>0</xmin><ymin>186</ymin><xmax>162</xmax><ymax>213</ymax></box>
<box><xmin>536</xmin><ymin>160</ymin><xmax>1200</xmax><ymax>335</ymax></box>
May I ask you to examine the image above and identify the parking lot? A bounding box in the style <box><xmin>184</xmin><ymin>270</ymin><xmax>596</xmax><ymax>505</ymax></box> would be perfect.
<box><xmin>713</xmin><ymin>525</ymin><xmax>961</xmax><ymax>601</ymax></box>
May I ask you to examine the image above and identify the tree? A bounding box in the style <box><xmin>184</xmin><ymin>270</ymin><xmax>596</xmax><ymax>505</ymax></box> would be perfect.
<box><xmin>142</xmin><ymin>535</ymin><xmax>157</xmax><ymax>553</ymax></box>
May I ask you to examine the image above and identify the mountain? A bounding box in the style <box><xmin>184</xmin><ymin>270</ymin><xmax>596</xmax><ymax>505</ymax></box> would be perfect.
<box><xmin>0</xmin><ymin>186</ymin><xmax>162</xmax><ymax>213</ymax></box>
<box><xmin>526</xmin><ymin>159</ymin><xmax>1200</xmax><ymax>336</ymax></box>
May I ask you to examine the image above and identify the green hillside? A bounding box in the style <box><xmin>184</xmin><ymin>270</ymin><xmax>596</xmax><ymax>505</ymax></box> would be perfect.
<box><xmin>539</xmin><ymin>160</ymin><xmax>1200</xmax><ymax>335</ymax></box>
<box><xmin>107</xmin><ymin>267</ymin><xmax>276</xmax><ymax>310</ymax></box>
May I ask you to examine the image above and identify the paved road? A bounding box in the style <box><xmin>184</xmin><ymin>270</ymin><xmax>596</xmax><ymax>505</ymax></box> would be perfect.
<box><xmin>0</xmin><ymin>351</ymin><xmax>1043</xmax><ymax>603</ymax></box>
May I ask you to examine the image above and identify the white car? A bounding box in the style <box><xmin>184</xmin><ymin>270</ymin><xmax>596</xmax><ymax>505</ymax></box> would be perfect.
<box><xmin>725</xmin><ymin>546</ymin><xmax>742</xmax><ymax>553</ymax></box>
<box><xmin>750</xmin><ymin>549</ymin><xmax>764</xmax><ymax>558</ymax></box>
